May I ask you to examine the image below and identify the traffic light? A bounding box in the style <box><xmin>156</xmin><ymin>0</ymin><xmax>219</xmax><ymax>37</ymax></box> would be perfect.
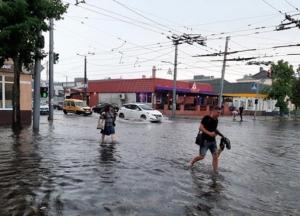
<box><xmin>40</xmin><ymin>87</ymin><xmax>48</xmax><ymax>98</ymax></box>
<box><xmin>54</xmin><ymin>52</ymin><xmax>59</xmax><ymax>64</ymax></box>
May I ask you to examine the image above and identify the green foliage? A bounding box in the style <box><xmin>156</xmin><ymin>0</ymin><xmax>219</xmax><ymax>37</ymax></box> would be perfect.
<box><xmin>0</xmin><ymin>0</ymin><xmax>68</xmax><ymax>66</ymax></box>
<box><xmin>290</xmin><ymin>66</ymin><xmax>300</xmax><ymax>109</ymax></box>
<box><xmin>0</xmin><ymin>0</ymin><xmax>68</xmax><ymax>126</ymax></box>
<box><xmin>266</xmin><ymin>60</ymin><xmax>295</xmax><ymax>115</ymax></box>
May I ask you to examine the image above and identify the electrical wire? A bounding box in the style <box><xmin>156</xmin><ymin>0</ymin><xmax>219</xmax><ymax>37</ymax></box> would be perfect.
<box><xmin>61</xmin><ymin>13</ymin><xmax>174</xmax><ymax>55</ymax></box>
<box><xmin>284</xmin><ymin>0</ymin><xmax>299</xmax><ymax>11</ymax></box>
<box><xmin>57</xmin><ymin>0</ymin><xmax>300</xmax><ymax>81</ymax></box>
<box><xmin>261</xmin><ymin>0</ymin><xmax>284</xmax><ymax>14</ymax></box>
<box><xmin>84</xmin><ymin>2</ymin><xmax>173</xmax><ymax>34</ymax></box>
<box><xmin>76</xmin><ymin>4</ymin><xmax>166</xmax><ymax>35</ymax></box>
<box><xmin>110</xmin><ymin>0</ymin><xmax>183</xmax><ymax>35</ymax></box>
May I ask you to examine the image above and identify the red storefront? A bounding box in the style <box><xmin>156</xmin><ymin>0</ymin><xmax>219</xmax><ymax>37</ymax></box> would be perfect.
<box><xmin>88</xmin><ymin>78</ymin><xmax>218</xmax><ymax>116</ymax></box>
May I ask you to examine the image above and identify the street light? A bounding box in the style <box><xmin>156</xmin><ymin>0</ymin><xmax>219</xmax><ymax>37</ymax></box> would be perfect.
<box><xmin>77</xmin><ymin>52</ymin><xmax>95</xmax><ymax>103</ymax></box>
<box><xmin>165</xmin><ymin>33</ymin><xmax>206</xmax><ymax>118</ymax></box>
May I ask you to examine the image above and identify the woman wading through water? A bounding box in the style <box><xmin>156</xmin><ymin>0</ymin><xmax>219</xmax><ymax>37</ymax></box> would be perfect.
<box><xmin>100</xmin><ymin>105</ymin><xmax>117</xmax><ymax>144</ymax></box>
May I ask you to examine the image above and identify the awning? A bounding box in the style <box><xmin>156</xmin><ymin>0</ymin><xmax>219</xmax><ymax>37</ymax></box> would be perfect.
<box><xmin>156</xmin><ymin>86</ymin><xmax>190</xmax><ymax>93</ymax></box>
<box><xmin>156</xmin><ymin>86</ymin><xmax>217</xmax><ymax>95</ymax></box>
<box><xmin>223</xmin><ymin>93</ymin><xmax>267</xmax><ymax>98</ymax></box>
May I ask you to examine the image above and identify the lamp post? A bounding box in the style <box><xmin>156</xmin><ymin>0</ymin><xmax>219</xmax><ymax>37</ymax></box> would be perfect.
<box><xmin>166</xmin><ymin>34</ymin><xmax>206</xmax><ymax>118</ymax></box>
<box><xmin>77</xmin><ymin>52</ymin><xmax>95</xmax><ymax>103</ymax></box>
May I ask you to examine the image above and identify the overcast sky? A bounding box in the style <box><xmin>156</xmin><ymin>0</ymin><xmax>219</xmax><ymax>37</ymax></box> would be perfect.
<box><xmin>42</xmin><ymin>0</ymin><xmax>300</xmax><ymax>83</ymax></box>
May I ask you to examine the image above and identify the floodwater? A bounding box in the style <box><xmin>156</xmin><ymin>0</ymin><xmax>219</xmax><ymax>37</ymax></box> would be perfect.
<box><xmin>0</xmin><ymin>112</ymin><xmax>299</xmax><ymax>215</ymax></box>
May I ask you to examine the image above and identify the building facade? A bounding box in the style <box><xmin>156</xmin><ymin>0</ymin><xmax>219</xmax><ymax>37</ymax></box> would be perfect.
<box><xmin>192</xmin><ymin>70</ymin><xmax>277</xmax><ymax>115</ymax></box>
<box><xmin>88</xmin><ymin>78</ymin><xmax>218</xmax><ymax>116</ymax></box>
<box><xmin>0</xmin><ymin>59</ymin><xmax>32</xmax><ymax>125</ymax></box>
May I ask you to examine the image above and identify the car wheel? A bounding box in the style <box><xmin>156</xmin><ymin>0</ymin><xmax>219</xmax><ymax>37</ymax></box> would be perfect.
<box><xmin>140</xmin><ymin>115</ymin><xmax>146</xmax><ymax>120</ymax></box>
<box><xmin>119</xmin><ymin>113</ymin><xmax>125</xmax><ymax>118</ymax></box>
<box><xmin>63</xmin><ymin>110</ymin><xmax>67</xmax><ymax>115</ymax></box>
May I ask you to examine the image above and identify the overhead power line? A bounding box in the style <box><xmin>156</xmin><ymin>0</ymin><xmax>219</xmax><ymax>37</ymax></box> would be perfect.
<box><xmin>84</xmin><ymin>2</ymin><xmax>173</xmax><ymax>34</ymax></box>
<box><xmin>62</xmin><ymin>5</ymin><xmax>176</xmax><ymax>55</ymax></box>
<box><xmin>193</xmin><ymin>43</ymin><xmax>300</xmax><ymax>58</ymax></box>
<box><xmin>246</xmin><ymin>61</ymin><xmax>272</xmax><ymax>66</ymax></box>
<box><xmin>261</xmin><ymin>0</ymin><xmax>283</xmax><ymax>14</ymax></box>
<box><xmin>211</xmin><ymin>53</ymin><xmax>300</xmax><ymax>63</ymax></box>
<box><xmin>273</xmin><ymin>43</ymin><xmax>300</xmax><ymax>48</ymax></box>
<box><xmin>211</xmin><ymin>57</ymin><xmax>259</xmax><ymax>62</ymax></box>
<box><xmin>111</xmin><ymin>0</ymin><xmax>182</xmax><ymax>34</ymax></box>
<box><xmin>284</xmin><ymin>0</ymin><xmax>299</xmax><ymax>11</ymax></box>
<box><xmin>193</xmin><ymin>49</ymin><xmax>257</xmax><ymax>57</ymax></box>
<box><xmin>74</xmin><ymin>3</ymin><xmax>166</xmax><ymax>35</ymax></box>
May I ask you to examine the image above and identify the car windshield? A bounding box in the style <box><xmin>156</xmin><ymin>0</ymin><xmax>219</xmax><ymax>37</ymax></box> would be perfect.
<box><xmin>139</xmin><ymin>104</ymin><xmax>153</xmax><ymax>110</ymax></box>
<box><xmin>75</xmin><ymin>101</ymin><xmax>86</xmax><ymax>107</ymax></box>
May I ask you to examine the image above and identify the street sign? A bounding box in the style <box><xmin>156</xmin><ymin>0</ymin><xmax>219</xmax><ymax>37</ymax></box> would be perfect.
<box><xmin>191</xmin><ymin>82</ymin><xmax>198</xmax><ymax>92</ymax></box>
<box><xmin>251</xmin><ymin>82</ymin><xmax>257</xmax><ymax>90</ymax></box>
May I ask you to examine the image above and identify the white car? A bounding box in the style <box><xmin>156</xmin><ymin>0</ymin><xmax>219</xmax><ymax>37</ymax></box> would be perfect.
<box><xmin>40</xmin><ymin>103</ymin><xmax>49</xmax><ymax>115</ymax></box>
<box><xmin>118</xmin><ymin>103</ymin><xmax>163</xmax><ymax>122</ymax></box>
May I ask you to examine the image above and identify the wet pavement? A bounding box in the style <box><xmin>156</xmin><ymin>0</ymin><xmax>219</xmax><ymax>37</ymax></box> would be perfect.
<box><xmin>0</xmin><ymin>111</ymin><xmax>299</xmax><ymax>215</ymax></box>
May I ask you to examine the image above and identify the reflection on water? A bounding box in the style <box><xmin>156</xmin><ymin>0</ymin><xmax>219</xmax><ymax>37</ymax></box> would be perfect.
<box><xmin>0</xmin><ymin>114</ymin><xmax>299</xmax><ymax>215</ymax></box>
<box><xmin>0</xmin><ymin>127</ymin><xmax>60</xmax><ymax>215</ymax></box>
<box><xmin>98</xmin><ymin>143</ymin><xmax>117</xmax><ymax>184</ymax></box>
<box><xmin>188</xmin><ymin>170</ymin><xmax>224</xmax><ymax>216</ymax></box>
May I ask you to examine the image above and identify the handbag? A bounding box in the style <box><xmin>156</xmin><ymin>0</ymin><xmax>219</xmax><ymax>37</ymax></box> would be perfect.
<box><xmin>97</xmin><ymin>117</ymin><xmax>105</xmax><ymax>130</ymax></box>
<box><xmin>195</xmin><ymin>132</ymin><xmax>203</xmax><ymax>145</ymax></box>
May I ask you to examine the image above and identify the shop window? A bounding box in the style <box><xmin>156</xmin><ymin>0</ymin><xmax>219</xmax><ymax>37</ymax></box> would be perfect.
<box><xmin>5</xmin><ymin>83</ymin><xmax>13</xmax><ymax>108</ymax></box>
<box><xmin>247</xmin><ymin>99</ymin><xmax>253</xmax><ymax>108</ymax></box>
<box><xmin>0</xmin><ymin>75</ymin><xmax>13</xmax><ymax>109</ymax></box>
<box><xmin>136</xmin><ymin>93</ymin><xmax>152</xmax><ymax>103</ymax></box>
<box><xmin>5</xmin><ymin>76</ymin><xmax>13</xmax><ymax>82</ymax></box>
<box><xmin>233</xmin><ymin>100</ymin><xmax>239</xmax><ymax>108</ymax></box>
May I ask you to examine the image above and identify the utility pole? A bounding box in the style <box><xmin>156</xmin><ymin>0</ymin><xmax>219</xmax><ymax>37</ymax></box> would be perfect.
<box><xmin>84</xmin><ymin>55</ymin><xmax>87</xmax><ymax>102</ymax></box>
<box><xmin>65</xmin><ymin>76</ymin><xmax>68</xmax><ymax>89</ymax></box>
<box><xmin>48</xmin><ymin>18</ymin><xmax>54</xmax><ymax>121</ymax></box>
<box><xmin>172</xmin><ymin>42</ymin><xmax>178</xmax><ymax>118</ymax></box>
<box><xmin>218</xmin><ymin>36</ymin><xmax>230</xmax><ymax>107</ymax></box>
<box><xmin>33</xmin><ymin>44</ymin><xmax>42</xmax><ymax>131</ymax></box>
<box><xmin>167</xmin><ymin>33</ymin><xmax>206</xmax><ymax>118</ymax></box>
<box><xmin>46</xmin><ymin>61</ymin><xmax>49</xmax><ymax>82</ymax></box>
<box><xmin>77</xmin><ymin>52</ymin><xmax>95</xmax><ymax>104</ymax></box>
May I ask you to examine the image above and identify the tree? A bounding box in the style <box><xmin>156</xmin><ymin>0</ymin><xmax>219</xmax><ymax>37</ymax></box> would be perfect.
<box><xmin>267</xmin><ymin>60</ymin><xmax>295</xmax><ymax>116</ymax></box>
<box><xmin>0</xmin><ymin>0</ymin><xmax>68</xmax><ymax>127</ymax></box>
<box><xmin>290</xmin><ymin>66</ymin><xmax>300</xmax><ymax>110</ymax></box>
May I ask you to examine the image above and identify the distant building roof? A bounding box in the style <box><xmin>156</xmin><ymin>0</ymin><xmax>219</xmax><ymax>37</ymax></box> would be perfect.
<box><xmin>223</xmin><ymin>82</ymin><xmax>266</xmax><ymax>94</ymax></box>
<box><xmin>194</xmin><ymin>78</ymin><xmax>268</xmax><ymax>95</ymax></box>
<box><xmin>237</xmin><ymin>67</ymin><xmax>269</xmax><ymax>82</ymax></box>
<box><xmin>193</xmin><ymin>75</ymin><xmax>215</xmax><ymax>81</ymax></box>
<box><xmin>88</xmin><ymin>78</ymin><xmax>214</xmax><ymax>94</ymax></box>
<box><xmin>193</xmin><ymin>78</ymin><xmax>230</xmax><ymax>93</ymax></box>
<box><xmin>251</xmin><ymin>68</ymin><xmax>269</xmax><ymax>79</ymax></box>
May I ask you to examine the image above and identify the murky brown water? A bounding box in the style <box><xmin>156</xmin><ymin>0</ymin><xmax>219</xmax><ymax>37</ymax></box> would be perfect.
<box><xmin>0</xmin><ymin>112</ymin><xmax>299</xmax><ymax>215</ymax></box>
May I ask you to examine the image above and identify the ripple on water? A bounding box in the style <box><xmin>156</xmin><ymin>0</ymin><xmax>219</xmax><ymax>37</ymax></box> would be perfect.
<box><xmin>0</xmin><ymin>116</ymin><xmax>299</xmax><ymax>215</ymax></box>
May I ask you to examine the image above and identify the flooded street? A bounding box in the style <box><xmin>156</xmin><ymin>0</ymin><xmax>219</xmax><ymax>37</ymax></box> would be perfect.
<box><xmin>0</xmin><ymin>112</ymin><xmax>299</xmax><ymax>215</ymax></box>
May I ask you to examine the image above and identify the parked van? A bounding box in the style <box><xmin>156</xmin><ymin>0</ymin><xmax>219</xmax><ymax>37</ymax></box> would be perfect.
<box><xmin>63</xmin><ymin>99</ymin><xmax>92</xmax><ymax>116</ymax></box>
